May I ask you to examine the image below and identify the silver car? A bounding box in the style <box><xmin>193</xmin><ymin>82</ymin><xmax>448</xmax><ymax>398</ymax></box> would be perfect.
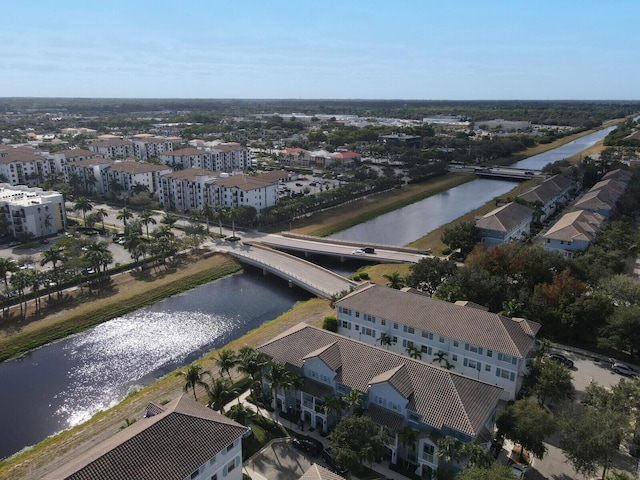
<box><xmin>612</xmin><ymin>362</ymin><xmax>636</xmax><ymax>377</ymax></box>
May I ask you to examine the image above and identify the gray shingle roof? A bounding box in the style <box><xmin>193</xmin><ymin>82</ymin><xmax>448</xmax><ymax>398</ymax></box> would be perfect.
<box><xmin>543</xmin><ymin>210</ymin><xmax>604</xmax><ymax>242</ymax></box>
<box><xmin>299</xmin><ymin>464</ymin><xmax>347</xmax><ymax>480</ymax></box>
<box><xmin>47</xmin><ymin>395</ymin><xmax>246</xmax><ymax>480</ymax></box>
<box><xmin>258</xmin><ymin>324</ymin><xmax>503</xmax><ymax>438</ymax></box>
<box><xmin>476</xmin><ymin>202</ymin><xmax>534</xmax><ymax>233</ymax></box>
<box><xmin>337</xmin><ymin>284</ymin><xmax>540</xmax><ymax>357</ymax></box>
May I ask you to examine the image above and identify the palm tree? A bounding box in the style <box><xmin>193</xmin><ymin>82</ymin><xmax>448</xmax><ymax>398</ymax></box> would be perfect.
<box><xmin>0</xmin><ymin>257</ymin><xmax>18</xmax><ymax>293</ymax></box>
<box><xmin>40</xmin><ymin>246</ymin><xmax>65</xmax><ymax>295</ymax></box>
<box><xmin>406</xmin><ymin>344</ymin><xmax>422</xmax><ymax>360</ymax></box>
<box><xmin>376</xmin><ymin>332</ymin><xmax>396</xmax><ymax>350</ymax></box>
<box><xmin>266</xmin><ymin>360</ymin><xmax>295</xmax><ymax>423</ymax></box>
<box><xmin>460</xmin><ymin>442</ymin><xmax>492</xmax><ymax>468</ymax></box>
<box><xmin>500</xmin><ymin>299</ymin><xmax>524</xmax><ymax>318</ymax></box>
<box><xmin>227</xmin><ymin>403</ymin><xmax>255</xmax><ymax>426</ymax></box>
<box><xmin>95</xmin><ymin>208</ymin><xmax>109</xmax><ymax>231</ymax></box>
<box><xmin>215</xmin><ymin>205</ymin><xmax>228</xmax><ymax>237</ymax></box>
<box><xmin>73</xmin><ymin>197</ymin><xmax>93</xmax><ymax>225</ymax></box>
<box><xmin>139</xmin><ymin>210</ymin><xmax>157</xmax><ymax>237</ymax></box>
<box><xmin>396</xmin><ymin>424</ymin><xmax>418</xmax><ymax>468</ymax></box>
<box><xmin>383</xmin><ymin>271</ymin><xmax>405</xmax><ymax>290</ymax></box>
<box><xmin>206</xmin><ymin>377</ymin><xmax>236</xmax><ymax>413</ymax></box>
<box><xmin>436</xmin><ymin>436</ymin><xmax>463</xmax><ymax>467</ymax></box>
<box><xmin>433</xmin><ymin>351</ymin><xmax>454</xmax><ymax>370</ymax></box>
<box><xmin>116</xmin><ymin>207</ymin><xmax>133</xmax><ymax>229</ymax></box>
<box><xmin>201</xmin><ymin>201</ymin><xmax>214</xmax><ymax>231</ymax></box>
<box><xmin>161</xmin><ymin>213</ymin><xmax>179</xmax><ymax>228</ymax></box>
<box><xmin>322</xmin><ymin>394</ymin><xmax>346</xmax><ymax>429</ymax></box>
<box><xmin>215</xmin><ymin>348</ymin><xmax>238</xmax><ymax>382</ymax></box>
<box><xmin>10</xmin><ymin>270</ymin><xmax>30</xmax><ymax>314</ymax></box>
<box><xmin>536</xmin><ymin>337</ymin><xmax>552</xmax><ymax>358</ymax></box>
<box><xmin>84</xmin><ymin>241</ymin><xmax>113</xmax><ymax>277</ymax></box>
<box><xmin>342</xmin><ymin>388</ymin><xmax>364</xmax><ymax>416</ymax></box>
<box><xmin>236</xmin><ymin>347</ymin><xmax>267</xmax><ymax>405</ymax></box>
<box><xmin>177</xmin><ymin>364</ymin><xmax>212</xmax><ymax>401</ymax></box>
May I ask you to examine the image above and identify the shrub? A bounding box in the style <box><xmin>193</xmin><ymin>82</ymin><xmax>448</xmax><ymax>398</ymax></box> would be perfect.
<box><xmin>322</xmin><ymin>315</ymin><xmax>338</xmax><ymax>332</ymax></box>
<box><xmin>442</xmin><ymin>247</ymin><xmax>452</xmax><ymax>256</ymax></box>
<box><xmin>358</xmin><ymin>272</ymin><xmax>370</xmax><ymax>280</ymax></box>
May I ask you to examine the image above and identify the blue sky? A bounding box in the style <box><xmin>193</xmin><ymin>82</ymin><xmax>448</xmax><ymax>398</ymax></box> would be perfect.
<box><xmin>1</xmin><ymin>1</ymin><xmax>638</xmax><ymax>100</ymax></box>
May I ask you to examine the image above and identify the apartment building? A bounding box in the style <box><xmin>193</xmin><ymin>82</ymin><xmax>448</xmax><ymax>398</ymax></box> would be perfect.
<box><xmin>46</xmin><ymin>395</ymin><xmax>246</xmax><ymax>480</ymax></box>
<box><xmin>158</xmin><ymin>168</ymin><xmax>221</xmax><ymax>212</ymax></box>
<box><xmin>103</xmin><ymin>161</ymin><xmax>172</xmax><ymax>196</ymax></box>
<box><xmin>211</xmin><ymin>174</ymin><xmax>278</xmax><ymax>213</ymax></box>
<box><xmin>334</xmin><ymin>284</ymin><xmax>540</xmax><ymax>401</ymax></box>
<box><xmin>131</xmin><ymin>136</ymin><xmax>182</xmax><ymax>160</ymax></box>
<box><xmin>517</xmin><ymin>174</ymin><xmax>573</xmax><ymax>222</ymax></box>
<box><xmin>89</xmin><ymin>138</ymin><xmax>135</xmax><ymax>158</ymax></box>
<box><xmin>258</xmin><ymin>323</ymin><xmax>503</xmax><ymax>478</ymax></box>
<box><xmin>64</xmin><ymin>157</ymin><xmax>114</xmax><ymax>196</ymax></box>
<box><xmin>475</xmin><ymin>201</ymin><xmax>534</xmax><ymax>247</ymax></box>
<box><xmin>0</xmin><ymin>184</ymin><xmax>66</xmax><ymax>238</ymax></box>
<box><xmin>542</xmin><ymin>210</ymin><xmax>605</xmax><ymax>257</ymax></box>
<box><xmin>0</xmin><ymin>146</ymin><xmax>56</xmax><ymax>186</ymax></box>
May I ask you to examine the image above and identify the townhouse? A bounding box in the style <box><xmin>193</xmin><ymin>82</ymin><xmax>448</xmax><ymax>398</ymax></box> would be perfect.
<box><xmin>516</xmin><ymin>174</ymin><xmax>573</xmax><ymax>222</ymax></box>
<box><xmin>258</xmin><ymin>323</ymin><xmax>503</xmax><ymax>478</ymax></box>
<box><xmin>574</xmin><ymin>177</ymin><xmax>627</xmax><ymax>218</ymax></box>
<box><xmin>542</xmin><ymin>210</ymin><xmax>605</xmax><ymax>257</ymax></box>
<box><xmin>46</xmin><ymin>395</ymin><xmax>246</xmax><ymax>480</ymax></box>
<box><xmin>475</xmin><ymin>201</ymin><xmax>534</xmax><ymax>247</ymax></box>
<box><xmin>334</xmin><ymin>284</ymin><xmax>540</xmax><ymax>401</ymax></box>
<box><xmin>0</xmin><ymin>184</ymin><xmax>66</xmax><ymax>238</ymax></box>
<box><xmin>103</xmin><ymin>161</ymin><xmax>172</xmax><ymax>196</ymax></box>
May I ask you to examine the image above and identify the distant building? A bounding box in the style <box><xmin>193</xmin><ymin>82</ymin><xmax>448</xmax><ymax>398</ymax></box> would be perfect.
<box><xmin>475</xmin><ymin>202</ymin><xmax>534</xmax><ymax>247</ymax></box>
<box><xmin>159</xmin><ymin>144</ymin><xmax>251</xmax><ymax>172</ymax></box>
<box><xmin>378</xmin><ymin>133</ymin><xmax>422</xmax><ymax>147</ymax></box>
<box><xmin>517</xmin><ymin>175</ymin><xmax>573</xmax><ymax>222</ymax></box>
<box><xmin>45</xmin><ymin>394</ymin><xmax>246</xmax><ymax>480</ymax></box>
<box><xmin>103</xmin><ymin>161</ymin><xmax>172</xmax><ymax>196</ymax></box>
<box><xmin>0</xmin><ymin>184</ymin><xmax>66</xmax><ymax>238</ymax></box>
<box><xmin>0</xmin><ymin>145</ymin><xmax>55</xmax><ymax>185</ymax></box>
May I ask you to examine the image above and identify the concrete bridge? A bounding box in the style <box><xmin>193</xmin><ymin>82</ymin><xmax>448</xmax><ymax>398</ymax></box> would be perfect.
<box><xmin>221</xmin><ymin>242</ymin><xmax>358</xmax><ymax>299</ymax></box>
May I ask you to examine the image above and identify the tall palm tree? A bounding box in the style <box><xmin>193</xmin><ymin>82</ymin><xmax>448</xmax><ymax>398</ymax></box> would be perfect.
<box><xmin>383</xmin><ymin>271</ymin><xmax>405</xmax><ymax>290</ymax></box>
<box><xmin>216</xmin><ymin>348</ymin><xmax>238</xmax><ymax>382</ymax></box>
<box><xmin>73</xmin><ymin>197</ymin><xmax>93</xmax><ymax>225</ymax></box>
<box><xmin>201</xmin><ymin>201</ymin><xmax>214</xmax><ymax>231</ymax></box>
<box><xmin>0</xmin><ymin>257</ymin><xmax>18</xmax><ymax>293</ymax></box>
<box><xmin>215</xmin><ymin>205</ymin><xmax>228</xmax><ymax>237</ymax></box>
<box><xmin>436</xmin><ymin>436</ymin><xmax>463</xmax><ymax>467</ymax></box>
<box><xmin>206</xmin><ymin>377</ymin><xmax>236</xmax><ymax>413</ymax></box>
<box><xmin>236</xmin><ymin>347</ymin><xmax>267</xmax><ymax>405</ymax></box>
<box><xmin>84</xmin><ymin>241</ymin><xmax>113</xmax><ymax>277</ymax></box>
<box><xmin>266</xmin><ymin>360</ymin><xmax>295</xmax><ymax>423</ymax></box>
<box><xmin>322</xmin><ymin>394</ymin><xmax>346</xmax><ymax>429</ymax></box>
<box><xmin>95</xmin><ymin>208</ymin><xmax>108</xmax><ymax>231</ymax></box>
<box><xmin>10</xmin><ymin>270</ymin><xmax>30</xmax><ymax>314</ymax></box>
<box><xmin>116</xmin><ymin>207</ymin><xmax>133</xmax><ymax>229</ymax></box>
<box><xmin>139</xmin><ymin>210</ymin><xmax>157</xmax><ymax>237</ymax></box>
<box><xmin>433</xmin><ymin>351</ymin><xmax>454</xmax><ymax>370</ymax></box>
<box><xmin>40</xmin><ymin>246</ymin><xmax>65</xmax><ymax>296</ymax></box>
<box><xmin>177</xmin><ymin>364</ymin><xmax>212</xmax><ymax>401</ymax></box>
<box><xmin>396</xmin><ymin>424</ymin><xmax>418</xmax><ymax>468</ymax></box>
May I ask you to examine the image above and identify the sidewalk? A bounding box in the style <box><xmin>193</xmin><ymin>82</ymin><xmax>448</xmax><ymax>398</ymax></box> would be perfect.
<box><xmin>226</xmin><ymin>390</ymin><xmax>407</xmax><ymax>480</ymax></box>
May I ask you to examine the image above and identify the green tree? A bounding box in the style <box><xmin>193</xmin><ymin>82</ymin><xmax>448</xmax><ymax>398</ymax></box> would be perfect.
<box><xmin>206</xmin><ymin>377</ymin><xmax>236</xmax><ymax>413</ymax></box>
<box><xmin>396</xmin><ymin>424</ymin><xmax>418</xmax><ymax>468</ymax></box>
<box><xmin>599</xmin><ymin>305</ymin><xmax>640</xmax><ymax>360</ymax></box>
<box><xmin>116</xmin><ymin>207</ymin><xmax>133</xmax><ymax>229</ymax></box>
<box><xmin>266</xmin><ymin>360</ymin><xmax>295</xmax><ymax>423</ymax></box>
<box><xmin>215</xmin><ymin>348</ymin><xmax>238</xmax><ymax>382</ymax></box>
<box><xmin>177</xmin><ymin>364</ymin><xmax>211</xmax><ymax>401</ymax></box>
<box><xmin>405</xmin><ymin>257</ymin><xmax>458</xmax><ymax>294</ymax></box>
<box><xmin>342</xmin><ymin>388</ymin><xmax>364</xmax><ymax>416</ymax></box>
<box><xmin>496</xmin><ymin>398</ymin><xmax>556</xmax><ymax>462</ymax></box>
<box><xmin>441</xmin><ymin>220</ymin><xmax>480</xmax><ymax>256</ymax></box>
<box><xmin>383</xmin><ymin>271</ymin><xmax>405</xmax><ymax>289</ymax></box>
<box><xmin>436</xmin><ymin>436</ymin><xmax>462</xmax><ymax>467</ymax></box>
<box><xmin>0</xmin><ymin>257</ymin><xmax>18</xmax><ymax>293</ymax></box>
<box><xmin>139</xmin><ymin>210</ymin><xmax>157</xmax><ymax>237</ymax></box>
<box><xmin>457</xmin><ymin>462</ymin><xmax>518</xmax><ymax>480</ymax></box>
<box><xmin>201</xmin><ymin>201</ymin><xmax>214</xmax><ymax>231</ymax></box>
<box><xmin>161</xmin><ymin>212</ymin><xmax>179</xmax><ymax>227</ymax></box>
<box><xmin>328</xmin><ymin>416</ymin><xmax>388</xmax><ymax>474</ymax></box>
<box><xmin>227</xmin><ymin>402</ymin><xmax>254</xmax><ymax>426</ymax></box>
<box><xmin>95</xmin><ymin>207</ymin><xmax>108</xmax><ymax>231</ymax></box>
<box><xmin>322</xmin><ymin>315</ymin><xmax>338</xmax><ymax>332</ymax></box>
<box><xmin>376</xmin><ymin>332</ymin><xmax>396</xmax><ymax>350</ymax></box>
<box><xmin>559</xmin><ymin>404</ymin><xmax>625</xmax><ymax>480</ymax></box>
<box><xmin>525</xmin><ymin>358</ymin><xmax>575</xmax><ymax>407</ymax></box>
<box><xmin>73</xmin><ymin>196</ymin><xmax>93</xmax><ymax>225</ymax></box>
<box><xmin>236</xmin><ymin>348</ymin><xmax>267</xmax><ymax>408</ymax></box>
<box><xmin>459</xmin><ymin>442</ymin><xmax>493</xmax><ymax>468</ymax></box>
<box><xmin>215</xmin><ymin>205</ymin><xmax>228</xmax><ymax>237</ymax></box>
<box><xmin>432</xmin><ymin>351</ymin><xmax>453</xmax><ymax>370</ymax></box>
<box><xmin>406</xmin><ymin>344</ymin><xmax>422</xmax><ymax>360</ymax></box>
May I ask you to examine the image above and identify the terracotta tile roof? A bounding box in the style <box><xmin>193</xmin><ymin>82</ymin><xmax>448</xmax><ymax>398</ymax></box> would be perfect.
<box><xmin>214</xmin><ymin>173</ymin><xmax>276</xmax><ymax>190</ymax></box>
<box><xmin>543</xmin><ymin>210</ymin><xmax>604</xmax><ymax>242</ymax></box>
<box><xmin>47</xmin><ymin>394</ymin><xmax>246</xmax><ymax>480</ymax></box>
<box><xmin>337</xmin><ymin>284</ymin><xmax>540</xmax><ymax>357</ymax></box>
<box><xmin>258</xmin><ymin>324</ymin><xmax>503</xmax><ymax>437</ymax></box>
<box><xmin>299</xmin><ymin>464</ymin><xmax>347</xmax><ymax>480</ymax></box>
<box><xmin>109</xmin><ymin>161</ymin><xmax>171</xmax><ymax>174</ymax></box>
<box><xmin>57</xmin><ymin>148</ymin><xmax>96</xmax><ymax>157</ymax></box>
<box><xmin>475</xmin><ymin>202</ymin><xmax>534</xmax><ymax>233</ymax></box>
<box><xmin>67</xmin><ymin>157</ymin><xmax>113</xmax><ymax>167</ymax></box>
<box><xmin>331</xmin><ymin>151</ymin><xmax>360</xmax><ymax>159</ymax></box>
<box><xmin>162</xmin><ymin>168</ymin><xmax>218</xmax><ymax>181</ymax></box>
<box><xmin>91</xmin><ymin>139</ymin><xmax>134</xmax><ymax>147</ymax></box>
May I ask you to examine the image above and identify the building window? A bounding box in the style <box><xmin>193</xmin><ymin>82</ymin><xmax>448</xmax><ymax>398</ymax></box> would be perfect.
<box><xmin>421</xmin><ymin>345</ymin><xmax>432</xmax><ymax>354</ymax></box>
<box><xmin>467</xmin><ymin>359</ymin><xmax>477</xmax><ymax>369</ymax></box>
<box><xmin>355</xmin><ymin>311</ymin><xmax>360</xmax><ymax>318</ymax></box>
<box><xmin>191</xmin><ymin>468</ymin><xmax>200</xmax><ymax>479</ymax></box>
<box><xmin>485</xmin><ymin>364</ymin><xmax>491</xmax><ymax>372</ymax></box>
<box><xmin>381</xmin><ymin>319</ymin><xmax>386</xmax><ymax>326</ymax></box>
<box><xmin>393</xmin><ymin>322</ymin><xmax>398</xmax><ymax>329</ymax></box>
<box><xmin>469</xmin><ymin>345</ymin><xmax>478</xmax><ymax>353</ymax></box>
<box><xmin>487</xmin><ymin>350</ymin><xmax>493</xmax><ymax>358</ymax></box>
<box><xmin>439</xmin><ymin>336</ymin><xmax>445</xmax><ymax>343</ymax></box>
<box><xmin>422</xmin><ymin>331</ymin><xmax>433</xmax><ymax>339</ymax></box>
<box><xmin>452</xmin><ymin>354</ymin><xmax>458</xmax><ymax>362</ymax></box>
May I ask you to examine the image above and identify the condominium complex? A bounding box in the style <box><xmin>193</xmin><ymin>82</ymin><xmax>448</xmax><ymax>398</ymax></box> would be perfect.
<box><xmin>0</xmin><ymin>184</ymin><xmax>67</xmax><ymax>238</ymax></box>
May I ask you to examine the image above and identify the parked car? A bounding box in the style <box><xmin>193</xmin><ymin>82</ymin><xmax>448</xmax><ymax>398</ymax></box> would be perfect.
<box><xmin>511</xmin><ymin>463</ymin><xmax>527</xmax><ymax>479</ymax></box>
<box><xmin>291</xmin><ymin>435</ymin><xmax>323</xmax><ymax>457</ymax></box>
<box><xmin>321</xmin><ymin>448</ymin><xmax>348</xmax><ymax>475</ymax></box>
<box><xmin>362</xmin><ymin>246</ymin><xmax>375</xmax><ymax>254</ymax></box>
<box><xmin>612</xmin><ymin>362</ymin><xmax>636</xmax><ymax>377</ymax></box>
<box><xmin>547</xmin><ymin>353</ymin><xmax>574</xmax><ymax>368</ymax></box>
<box><xmin>295</xmin><ymin>182</ymin><xmax>303</xmax><ymax>187</ymax></box>
<box><xmin>351</xmin><ymin>249</ymin><xmax>365</xmax><ymax>255</ymax></box>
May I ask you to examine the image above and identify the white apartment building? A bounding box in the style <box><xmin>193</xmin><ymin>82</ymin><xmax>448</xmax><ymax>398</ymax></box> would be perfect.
<box><xmin>543</xmin><ymin>210</ymin><xmax>605</xmax><ymax>257</ymax></box>
<box><xmin>476</xmin><ymin>202</ymin><xmax>534</xmax><ymax>247</ymax></box>
<box><xmin>89</xmin><ymin>138</ymin><xmax>135</xmax><ymax>158</ymax></box>
<box><xmin>47</xmin><ymin>395</ymin><xmax>246</xmax><ymax>480</ymax></box>
<box><xmin>159</xmin><ymin>147</ymin><xmax>219</xmax><ymax>170</ymax></box>
<box><xmin>211</xmin><ymin>174</ymin><xmax>278</xmax><ymax>213</ymax></box>
<box><xmin>259</xmin><ymin>323</ymin><xmax>503</xmax><ymax>478</ymax></box>
<box><xmin>0</xmin><ymin>146</ymin><xmax>56</xmax><ymax>186</ymax></box>
<box><xmin>158</xmin><ymin>168</ymin><xmax>221</xmax><ymax>212</ymax></box>
<box><xmin>131</xmin><ymin>136</ymin><xmax>181</xmax><ymax>160</ymax></box>
<box><xmin>102</xmin><ymin>161</ymin><xmax>172</xmax><ymax>196</ymax></box>
<box><xmin>64</xmin><ymin>157</ymin><xmax>114</xmax><ymax>196</ymax></box>
<box><xmin>0</xmin><ymin>184</ymin><xmax>66</xmax><ymax>238</ymax></box>
<box><xmin>335</xmin><ymin>284</ymin><xmax>540</xmax><ymax>401</ymax></box>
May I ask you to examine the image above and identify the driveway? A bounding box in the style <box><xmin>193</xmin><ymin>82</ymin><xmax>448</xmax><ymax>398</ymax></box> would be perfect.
<box><xmin>245</xmin><ymin>439</ymin><xmax>313</xmax><ymax>480</ymax></box>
